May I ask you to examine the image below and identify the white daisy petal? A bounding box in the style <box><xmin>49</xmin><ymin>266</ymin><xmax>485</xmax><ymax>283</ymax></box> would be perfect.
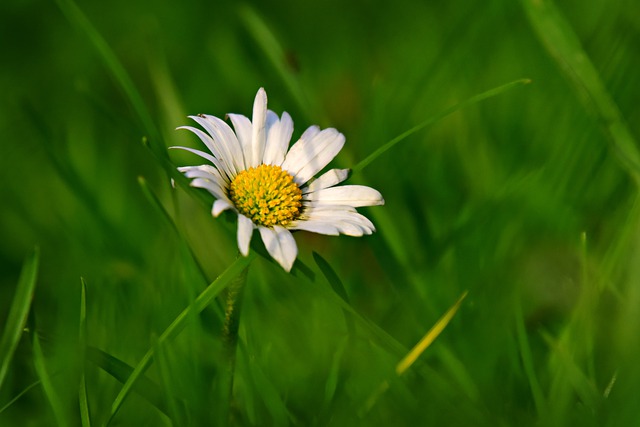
<box><xmin>303</xmin><ymin>208</ymin><xmax>375</xmax><ymax>236</ymax></box>
<box><xmin>237</xmin><ymin>214</ymin><xmax>254</xmax><ymax>256</ymax></box>
<box><xmin>251</xmin><ymin>88</ymin><xmax>268</xmax><ymax>168</ymax></box>
<box><xmin>303</xmin><ymin>168</ymin><xmax>350</xmax><ymax>193</ymax></box>
<box><xmin>190</xmin><ymin>115</ymin><xmax>240</xmax><ymax>176</ymax></box>
<box><xmin>227</xmin><ymin>113</ymin><xmax>252</xmax><ymax>167</ymax></box>
<box><xmin>305</xmin><ymin>185</ymin><xmax>384</xmax><ymax>207</ymax></box>
<box><xmin>176</xmin><ymin>125</ymin><xmax>224</xmax><ymax>161</ymax></box>
<box><xmin>282</xmin><ymin>128</ymin><xmax>345</xmax><ymax>185</ymax></box>
<box><xmin>190</xmin><ymin>178</ymin><xmax>228</xmax><ymax>200</ymax></box>
<box><xmin>204</xmin><ymin>114</ymin><xmax>247</xmax><ymax>172</ymax></box>
<box><xmin>263</xmin><ymin>111</ymin><xmax>293</xmax><ymax>166</ymax></box>
<box><xmin>212</xmin><ymin>199</ymin><xmax>233</xmax><ymax>217</ymax></box>
<box><xmin>289</xmin><ymin>219</ymin><xmax>340</xmax><ymax>236</ymax></box>
<box><xmin>170</xmin><ymin>146</ymin><xmax>231</xmax><ymax>179</ymax></box>
<box><xmin>259</xmin><ymin>226</ymin><xmax>298</xmax><ymax>272</ymax></box>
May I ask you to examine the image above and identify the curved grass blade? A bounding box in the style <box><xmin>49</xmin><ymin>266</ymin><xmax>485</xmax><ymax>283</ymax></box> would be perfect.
<box><xmin>78</xmin><ymin>279</ymin><xmax>91</xmax><ymax>427</ymax></box>
<box><xmin>32</xmin><ymin>333</ymin><xmax>69</xmax><ymax>427</ymax></box>
<box><xmin>54</xmin><ymin>0</ymin><xmax>161</xmax><ymax>146</ymax></box>
<box><xmin>396</xmin><ymin>291</ymin><xmax>468</xmax><ymax>375</ymax></box>
<box><xmin>352</xmin><ymin>79</ymin><xmax>531</xmax><ymax>174</ymax></box>
<box><xmin>238</xmin><ymin>4</ymin><xmax>315</xmax><ymax>122</ymax></box>
<box><xmin>521</xmin><ymin>0</ymin><xmax>640</xmax><ymax>183</ymax></box>
<box><xmin>107</xmin><ymin>253</ymin><xmax>256</xmax><ymax>425</ymax></box>
<box><xmin>0</xmin><ymin>247</ymin><xmax>39</xmax><ymax>391</ymax></box>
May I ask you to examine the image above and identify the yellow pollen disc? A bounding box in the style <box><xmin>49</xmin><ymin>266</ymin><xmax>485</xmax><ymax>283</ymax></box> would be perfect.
<box><xmin>229</xmin><ymin>164</ymin><xmax>302</xmax><ymax>227</ymax></box>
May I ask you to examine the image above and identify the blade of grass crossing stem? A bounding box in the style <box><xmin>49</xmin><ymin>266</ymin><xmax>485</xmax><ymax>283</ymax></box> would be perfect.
<box><xmin>312</xmin><ymin>252</ymin><xmax>356</xmax><ymax>337</ymax></box>
<box><xmin>153</xmin><ymin>336</ymin><xmax>187</xmax><ymax>426</ymax></box>
<box><xmin>541</xmin><ymin>330</ymin><xmax>600</xmax><ymax>410</ymax></box>
<box><xmin>107</xmin><ymin>253</ymin><xmax>256</xmax><ymax>425</ymax></box>
<box><xmin>0</xmin><ymin>379</ymin><xmax>41</xmax><ymax>414</ymax></box>
<box><xmin>55</xmin><ymin>0</ymin><xmax>161</xmax><ymax>145</ymax></box>
<box><xmin>352</xmin><ymin>79</ymin><xmax>531</xmax><ymax>174</ymax></box>
<box><xmin>521</xmin><ymin>0</ymin><xmax>640</xmax><ymax>184</ymax></box>
<box><xmin>86</xmin><ymin>346</ymin><xmax>171</xmax><ymax>418</ymax></box>
<box><xmin>78</xmin><ymin>279</ymin><xmax>91</xmax><ymax>427</ymax></box>
<box><xmin>514</xmin><ymin>298</ymin><xmax>547</xmax><ymax>416</ymax></box>
<box><xmin>32</xmin><ymin>333</ymin><xmax>69</xmax><ymax>427</ymax></box>
<box><xmin>0</xmin><ymin>247</ymin><xmax>39</xmax><ymax>392</ymax></box>
<box><xmin>238</xmin><ymin>4</ymin><xmax>314</xmax><ymax>122</ymax></box>
<box><xmin>138</xmin><ymin>176</ymin><xmax>214</xmax><ymax>298</ymax></box>
<box><xmin>396</xmin><ymin>291</ymin><xmax>468</xmax><ymax>375</ymax></box>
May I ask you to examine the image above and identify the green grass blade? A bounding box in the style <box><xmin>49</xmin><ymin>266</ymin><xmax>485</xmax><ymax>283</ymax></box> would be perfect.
<box><xmin>238</xmin><ymin>4</ymin><xmax>315</xmax><ymax>122</ymax></box>
<box><xmin>0</xmin><ymin>379</ymin><xmax>41</xmax><ymax>414</ymax></box>
<box><xmin>107</xmin><ymin>253</ymin><xmax>256</xmax><ymax>425</ymax></box>
<box><xmin>54</xmin><ymin>0</ymin><xmax>161</xmax><ymax>145</ymax></box>
<box><xmin>32</xmin><ymin>333</ymin><xmax>69</xmax><ymax>427</ymax></box>
<box><xmin>312</xmin><ymin>252</ymin><xmax>356</xmax><ymax>338</ymax></box>
<box><xmin>514</xmin><ymin>298</ymin><xmax>547</xmax><ymax>417</ymax></box>
<box><xmin>352</xmin><ymin>78</ymin><xmax>531</xmax><ymax>174</ymax></box>
<box><xmin>0</xmin><ymin>247</ymin><xmax>39</xmax><ymax>391</ymax></box>
<box><xmin>78</xmin><ymin>279</ymin><xmax>91</xmax><ymax>427</ymax></box>
<box><xmin>521</xmin><ymin>0</ymin><xmax>640</xmax><ymax>183</ymax></box>
<box><xmin>86</xmin><ymin>346</ymin><xmax>171</xmax><ymax>418</ymax></box>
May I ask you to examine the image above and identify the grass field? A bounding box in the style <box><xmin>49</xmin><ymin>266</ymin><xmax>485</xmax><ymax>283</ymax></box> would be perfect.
<box><xmin>2</xmin><ymin>0</ymin><xmax>640</xmax><ymax>425</ymax></box>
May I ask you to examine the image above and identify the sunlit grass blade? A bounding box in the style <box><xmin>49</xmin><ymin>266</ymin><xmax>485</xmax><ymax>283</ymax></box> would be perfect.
<box><xmin>0</xmin><ymin>247</ymin><xmax>39</xmax><ymax>392</ymax></box>
<box><xmin>396</xmin><ymin>291</ymin><xmax>468</xmax><ymax>375</ymax></box>
<box><xmin>238</xmin><ymin>4</ymin><xmax>315</xmax><ymax>122</ymax></box>
<box><xmin>352</xmin><ymin>79</ymin><xmax>531</xmax><ymax>173</ymax></box>
<box><xmin>54</xmin><ymin>0</ymin><xmax>161</xmax><ymax>145</ymax></box>
<box><xmin>514</xmin><ymin>298</ymin><xmax>547</xmax><ymax>416</ymax></box>
<box><xmin>32</xmin><ymin>333</ymin><xmax>69</xmax><ymax>427</ymax></box>
<box><xmin>78</xmin><ymin>279</ymin><xmax>91</xmax><ymax>427</ymax></box>
<box><xmin>107</xmin><ymin>253</ymin><xmax>256</xmax><ymax>425</ymax></box>
<box><xmin>521</xmin><ymin>0</ymin><xmax>640</xmax><ymax>183</ymax></box>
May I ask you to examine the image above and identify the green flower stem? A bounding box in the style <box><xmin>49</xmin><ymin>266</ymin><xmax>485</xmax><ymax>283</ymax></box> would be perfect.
<box><xmin>220</xmin><ymin>261</ymin><xmax>250</xmax><ymax>426</ymax></box>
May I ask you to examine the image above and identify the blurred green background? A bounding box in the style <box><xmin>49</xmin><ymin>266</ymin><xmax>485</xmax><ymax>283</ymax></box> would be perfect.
<box><xmin>2</xmin><ymin>0</ymin><xmax>640</xmax><ymax>425</ymax></box>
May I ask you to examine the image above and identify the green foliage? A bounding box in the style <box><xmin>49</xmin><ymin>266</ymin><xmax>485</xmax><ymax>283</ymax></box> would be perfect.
<box><xmin>2</xmin><ymin>0</ymin><xmax>640</xmax><ymax>425</ymax></box>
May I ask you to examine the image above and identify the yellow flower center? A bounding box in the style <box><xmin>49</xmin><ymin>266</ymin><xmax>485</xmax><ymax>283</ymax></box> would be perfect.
<box><xmin>229</xmin><ymin>164</ymin><xmax>303</xmax><ymax>227</ymax></box>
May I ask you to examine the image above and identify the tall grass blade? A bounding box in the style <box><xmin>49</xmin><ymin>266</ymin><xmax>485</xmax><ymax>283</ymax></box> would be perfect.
<box><xmin>521</xmin><ymin>0</ymin><xmax>640</xmax><ymax>183</ymax></box>
<box><xmin>78</xmin><ymin>279</ymin><xmax>91</xmax><ymax>427</ymax></box>
<box><xmin>352</xmin><ymin>79</ymin><xmax>531</xmax><ymax>173</ymax></box>
<box><xmin>0</xmin><ymin>247</ymin><xmax>39</xmax><ymax>391</ymax></box>
<box><xmin>238</xmin><ymin>4</ymin><xmax>314</xmax><ymax>122</ymax></box>
<box><xmin>107</xmin><ymin>253</ymin><xmax>256</xmax><ymax>425</ymax></box>
<box><xmin>54</xmin><ymin>0</ymin><xmax>161</xmax><ymax>145</ymax></box>
<box><xmin>396</xmin><ymin>291</ymin><xmax>468</xmax><ymax>375</ymax></box>
<box><xmin>312</xmin><ymin>252</ymin><xmax>356</xmax><ymax>338</ymax></box>
<box><xmin>514</xmin><ymin>298</ymin><xmax>547</xmax><ymax>417</ymax></box>
<box><xmin>32</xmin><ymin>333</ymin><xmax>69</xmax><ymax>427</ymax></box>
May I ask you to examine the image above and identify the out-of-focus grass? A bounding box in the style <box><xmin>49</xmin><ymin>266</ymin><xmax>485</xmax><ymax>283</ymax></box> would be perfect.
<box><xmin>1</xmin><ymin>0</ymin><xmax>640</xmax><ymax>425</ymax></box>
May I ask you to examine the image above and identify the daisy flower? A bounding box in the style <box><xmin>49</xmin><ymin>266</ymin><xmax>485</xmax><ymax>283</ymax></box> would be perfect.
<box><xmin>172</xmin><ymin>88</ymin><xmax>384</xmax><ymax>271</ymax></box>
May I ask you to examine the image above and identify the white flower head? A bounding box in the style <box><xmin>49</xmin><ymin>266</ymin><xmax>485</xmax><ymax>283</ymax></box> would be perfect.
<box><xmin>172</xmin><ymin>88</ymin><xmax>384</xmax><ymax>271</ymax></box>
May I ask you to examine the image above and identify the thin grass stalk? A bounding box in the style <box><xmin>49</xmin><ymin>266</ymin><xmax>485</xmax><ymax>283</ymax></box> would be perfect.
<box><xmin>220</xmin><ymin>263</ymin><xmax>250</xmax><ymax>426</ymax></box>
